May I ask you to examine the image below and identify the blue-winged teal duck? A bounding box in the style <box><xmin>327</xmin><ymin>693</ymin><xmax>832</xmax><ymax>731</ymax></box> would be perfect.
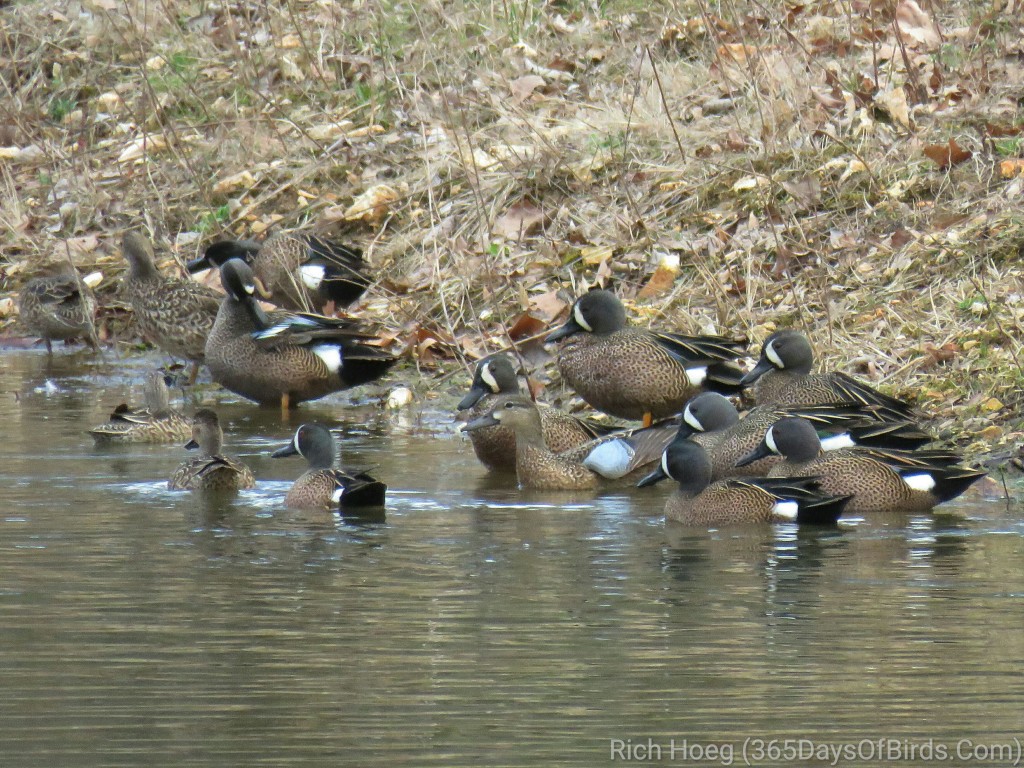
<box><xmin>122</xmin><ymin>232</ymin><xmax>221</xmax><ymax>383</ymax></box>
<box><xmin>740</xmin><ymin>330</ymin><xmax>913</xmax><ymax>414</ymax></box>
<box><xmin>736</xmin><ymin>416</ymin><xmax>985</xmax><ymax>514</ymax></box>
<box><xmin>168</xmin><ymin>409</ymin><xmax>255</xmax><ymax>491</ymax></box>
<box><xmin>272</xmin><ymin>423</ymin><xmax>386</xmax><ymax>509</ymax></box>
<box><xmin>204</xmin><ymin>259</ymin><xmax>395</xmax><ymax>410</ymax></box>
<box><xmin>187</xmin><ymin>232</ymin><xmax>369</xmax><ymax>313</ymax></box>
<box><xmin>458</xmin><ymin>353</ymin><xmax>616</xmax><ymax>472</ymax></box>
<box><xmin>90</xmin><ymin>370</ymin><xmax>191</xmax><ymax>444</ymax></box>
<box><xmin>461</xmin><ymin>394</ymin><xmax>674</xmax><ymax>490</ymax></box>
<box><xmin>18</xmin><ymin>266</ymin><xmax>97</xmax><ymax>353</ymax></box>
<box><xmin>637</xmin><ymin>438</ymin><xmax>851</xmax><ymax>525</ymax></box>
<box><xmin>677</xmin><ymin>392</ymin><xmax>932</xmax><ymax>479</ymax></box>
<box><xmin>545</xmin><ymin>289</ymin><xmax>746</xmax><ymax>425</ymax></box>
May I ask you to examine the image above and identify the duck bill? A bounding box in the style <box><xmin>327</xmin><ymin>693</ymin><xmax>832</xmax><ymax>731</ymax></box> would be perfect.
<box><xmin>271</xmin><ymin>443</ymin><xmax>299</xmax><ymax>459</ymax></box>
<box><xmin>461</xmin><ymin>413</ymin><xmax>500</xmax><ymax>432</ymax></box>
<box><xmin>184</xmin><ymin>438</ymin><xmax>199</xmax><ymax>451</ymax></box>
<box><xmin>545</xmin><ymin>317</ymin><xmax>583</xmax><ymax>343</ymax></box>
<box><xmin>739</xmin><ymin>357</ymin><xmax>774</xmax><ymax>387</ymax></box>
<box><xmin>241</xmin><ymin>296</ymin><xmax>272</xmax><ymax>330</ymax></box>
<box><xmin>457</xmin><ymin>386</ymin><xmax>488</xmax><ymax>411</ymax></box>
<box><xmin>674</xmin><ymin>422</ymin><xmax>696</xmax><ymax>440</ymax></box>
<box><xmin>735</xmin><ymin>442</ymin><xmax>773</xmax><ymax>467</ymax></box>
<box><xmin>185</xmin><ymin>255</ymin><xmax>211</xmax><ymax>274</ymax></box>
<box><xmin>636</xmin><ymin>464</ymin><xmax>668</xmax><ymax>488</ymax></box>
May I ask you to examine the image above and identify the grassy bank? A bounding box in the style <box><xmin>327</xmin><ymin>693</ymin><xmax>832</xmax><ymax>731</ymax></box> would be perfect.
<box><xmin>1</xmin><ymin>0</ymin><xmax>1022</xmax><ymax>463</ymax></box>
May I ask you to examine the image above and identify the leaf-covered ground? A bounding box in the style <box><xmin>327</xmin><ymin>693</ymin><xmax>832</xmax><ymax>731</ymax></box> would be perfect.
<box><xmin>1</xmin><ymin>0</ymin><xmax>1022</xmax><ymax>467</ymax></box>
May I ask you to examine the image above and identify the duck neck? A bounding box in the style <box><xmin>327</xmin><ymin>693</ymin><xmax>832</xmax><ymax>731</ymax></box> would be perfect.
<box><xmin>200</xmin><ymin>427</ymin><xmax>224</xmax><ymax>456</ymax></box>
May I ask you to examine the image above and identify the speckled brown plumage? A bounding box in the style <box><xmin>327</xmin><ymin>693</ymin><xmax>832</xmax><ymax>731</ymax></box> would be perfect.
<box><xmin>272</xmin><ymin>424</ymin><xmax>386</xmax><ymax>508</ymax></box>
<box><xmin>282</xmin><ymin>468</ymin><xmax>382</xmax><ymax>508</ymax></box>
<box><xmin>205</xmin><ymin>259</ymin><xmax>394</xmax><ymax>406</ymax></box>
<box><xmin>18</xmin><ymin>268</ymin><xmax>96</xmax><ymax>351</ymax></box>
<box><xmin>190</xmin><ymin>233</ymin><xmax>369</xmax><ymax>312</ymax></box>
<box><xmin>546</xmin><ymin>290</ymin><xmax>745</xmax><ymax>421</ymax></box>
<box><xmin>663</xmin><ymin>478</ymin><xmax>843</xmax><ymax>525</ymax></box>
<box><xmin>741</xmin><ymin>330</ymin><xmax>913</xmax><ymax>415</ymax></box>
<box><xmin>462</xmin><ymin>395</ymin><xmax>674</xmax><ymax>490</ymax></box>
<box><xmin>458</xmin><ymin>354</ymin><xmax>613</xmax><ymax>472</ymax></box>
<box><xmin>751</xmin><ymin>417</ymin><xmax>985</xmax><ymax>515</ymax></box>
<box><xmin>678</xmin><ymin>393</ymin><xmax>930</xmax><ymax>481</ymax></box>
<box><xmin>767</xmin><ymin>449</ymin><xmax>982</xmax><ymax>514</ymax></box>
<box><xmin>90</xmin><ymin>371</ymin><xmax>191</xmax><ymax>444</ymax></box>
<box><xmin>638</xmin><ymin>438</ymin><xmax>849</xmax><ymax>525</ymax></box>
<box><xmin>122</xmin><ymin>232</ymin><xmax>220</xmax><ymax>364</ymax></box>
<box><xmin>168</xmin><ymin>409</ymin><xmax>255</xmax><ymax>491</ymax></box>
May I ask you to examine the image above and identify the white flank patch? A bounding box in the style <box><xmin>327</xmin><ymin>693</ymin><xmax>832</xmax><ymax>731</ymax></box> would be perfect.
<box><xmin>683</xmin><ymin>404</ymin><xmax>704</xmax><ymax>432</ymax></box>
<box><xmin>480</xmin><ymin>362</ymin><xmax>499</xmax><ymax>393</ymax></box>
<box><xmin>660</xmin><ymin>451</ymin><xmax>672</xmax><ymax>478</ymax></box>
<box><xmin>820</xmin><ymin>433</ymin><xmax>855</xmax><ymax>451</ymax></box>
<box><xmin>765</xmin><ymin>426</ymin><xmax>779</xmax><ymax>454</ymax></box>
<box><xmin>313</xmin><ymin>345</ymin><xmax>342</xmax><ymax>373</ymax></box>
<box><xmin>331</xmin><ymin>487</ymin><xmax>345</xmax><ymax>503</ymax></box>
<box><xmin>765</xmin><ymin>340</ymin><xmax>784</xmax><ymax>369</ymax></box>
<box><xmin>902</xmin><ymin>473</ymin><xmax>936</xmax><ymax>492</ymax></box>
<box><xmin>685</xmin><ymin>366</ymin><xmax>708</xmax><ymax>386</ymax></box>
<box><xmin>292</xmin><ymin>428</ymin><xmax>302</xmax><ymax>454</ymax></box>
<box><xmin>583</xmin><ymin>440</ymin><xmax>635</xmax><ymax>479</ymax></box>
<box><xmin>300</xmin><ymin>264</ymin><xmax>326</xmax><ymax>290</ymax></box>
<box><xmin>243</xmin><ymin>282</ymin><xmax>256</xmax><ymax>295</ymax></box>
<box><xmin>573</xmin><ymin>302</ymin><xmax>592</xmax><ymax>332</ymax></box>
<box><xmin>773</xmin><ymin>500</ymin><xmax>799</xmax><ymax>520</ymax></box>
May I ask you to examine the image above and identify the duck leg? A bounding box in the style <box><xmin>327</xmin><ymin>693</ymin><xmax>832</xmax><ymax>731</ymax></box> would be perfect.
<box><xmin>187</xmin><ymin>362</ymin><xmax>200</xmax><ymax>386</ymax></box>
<box><xmin>642</xmin><ymin>411</ymin><xmax>653</xmax><ymax>428</ymax></box>
<box><xmin>280</xmin><ymin>392</ymin><xmax>291</xmax><ymax>415</ymax></box>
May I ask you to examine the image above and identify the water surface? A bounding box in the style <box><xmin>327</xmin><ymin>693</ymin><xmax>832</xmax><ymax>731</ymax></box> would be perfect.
<box><xmin>0</xmin><ymin>350</ymin><xmax>1021</xmax><ymax>766</ymax></box>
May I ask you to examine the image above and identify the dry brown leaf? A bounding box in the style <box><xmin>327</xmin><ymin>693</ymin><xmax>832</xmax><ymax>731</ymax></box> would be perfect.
<box><xmin>580</xmin><ymin>245</ymin><xmax>613</xmax><ymax>265</ymax></box>
<box><xmin>889</xmin><ymin>228</ymin><xmax>913</xmax><ymax>249</ymax></box>
<box><xmin>118</xmin><ymin>134</ymin><xmax>168</xmax><ymax>163</ymax></box>
<box><xmin>978</xmin><ymin>425</ymin><xmax>1002</xmax><ymax>441</ymax></box>
<box><xmin>895</xmin><ymin>0</ymin><xmax>941</xmax><ymax>50</ymax></box>
<box><xmin>781</xmin><ymin>176</ymin><xmax>822</xmax><ymax>210</ymax></box>
<box><xmin>510</xmin><ymin>74</ymin><xmax>546</xmax><ymax>105</ymax></box>
<box><xmin>999</xmin><ymin>159</ymin><xmax>1024</xmax><ymax>179</ymax></box>
<box><xmin>493</xmin><ymin>202</ymin><xmax>546</xmax><ymax>240</ymax></box>
<box><xmin>717</xmin><ymin>44</ymin><xmax>758</xmax><ymax>65</ymax></box>
<box><xmin>212</xmin><ymin>170</ymin><xmax>258</xmax><ymax>195</ymax></box>
<box><xmin>982</xmin><ymin>397</ymin><xmax>1003</xmax><ymax>413</ymax></box>
<box><xmin>922</xmin><ymin>139</ymin><xmax>972</xmax><ymax>169</ymax></box>
<box><xmin>507</xmin><ymin>312</ymin><xmax>546</xmax><ymax>342</ymax></box>
<box><xmin>919</xmin><ymin>342</ymin><xmax>959</xmax><ymax>369</ymax></box>
<box><xmin>529</xmin><ymin>290</ymin><xmax>567</xmax><ymax>322</ymax></box>
<box><xmin>64</xmin><ymin>235</ymin><xmax>100</xmax><ymax>257</ymax></box>
<box><xmin>876</xmin><ymin>87</ymin><xmax>912</xmax><ymax>130</ymax></box>
<box><xmin>525</xmin><ymin>376</ymin><xmax>545</xmax><ymax>402</ymax></box>
<box><xmin>342</xmin><ymin>184</ymin><xmax>399</xmax><ymax>224</ymax></box>
<box><xmin>636</xmin><ymin>264</ymin><xmax>677</xmax><ymax>299</ymax></box>
<box><xmin>985</xmin><ymin>123</ymin><xmax>1024</xmax><ymax>138</ymax></box>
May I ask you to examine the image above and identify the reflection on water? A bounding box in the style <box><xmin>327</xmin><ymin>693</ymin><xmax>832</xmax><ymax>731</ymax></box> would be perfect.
<box><xmin>0</xmin><ymin>350</ymin><xmax>1021</xmax><ymax>766</ymax></box>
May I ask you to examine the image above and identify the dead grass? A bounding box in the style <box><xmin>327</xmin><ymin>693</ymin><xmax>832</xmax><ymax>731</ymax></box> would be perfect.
<box><xmin>1</xmin><ymin>0</ymin><xmax>1023</xmax><ymax>462</ymax></box>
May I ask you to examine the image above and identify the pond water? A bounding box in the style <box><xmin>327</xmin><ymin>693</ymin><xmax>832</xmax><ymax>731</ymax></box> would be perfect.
<box><xmin>0</xmin><ymin>349</ymin><xmax>1021</xmax><ymax>767</ymax></box>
